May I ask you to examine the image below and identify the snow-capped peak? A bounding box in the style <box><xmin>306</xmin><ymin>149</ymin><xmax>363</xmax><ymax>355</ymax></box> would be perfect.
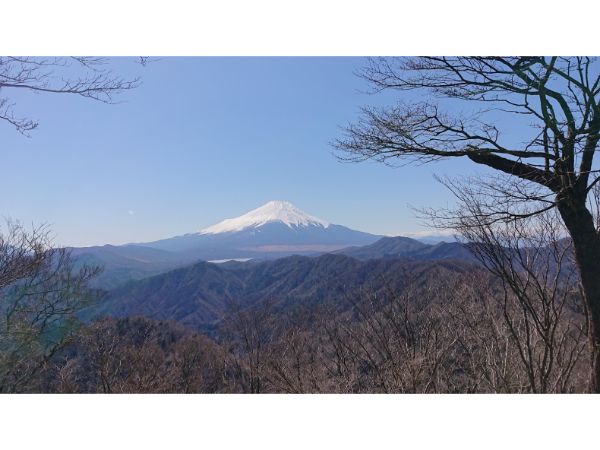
<box><xmin>199</xmin><ymin>200</ymin><xmax>330</xmax><ymax>235</ymax></box>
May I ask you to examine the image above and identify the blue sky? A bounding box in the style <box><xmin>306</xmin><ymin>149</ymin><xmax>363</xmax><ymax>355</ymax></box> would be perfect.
<box><xmin>1</xmin><ymin>57</ymin><xmax>494</xmax><ymax>247</ymax></box>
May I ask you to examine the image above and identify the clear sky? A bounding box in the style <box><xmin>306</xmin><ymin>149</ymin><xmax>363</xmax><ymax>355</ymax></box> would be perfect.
<box><xmin>1</xmin><ymin>57</ymin><xmax>495</xmax><ymax>247</ymax></box>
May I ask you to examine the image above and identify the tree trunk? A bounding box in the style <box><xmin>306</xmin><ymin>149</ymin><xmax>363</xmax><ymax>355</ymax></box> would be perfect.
<box><xmin>557</xmin><ymin>198</ymin><xmax>600</xmax><ymax>393</ymax></box>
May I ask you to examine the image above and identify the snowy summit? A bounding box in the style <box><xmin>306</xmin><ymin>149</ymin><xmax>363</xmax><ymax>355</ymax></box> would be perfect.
<box><xmin>199</xmin><ymin>200</ymin><xmax>330</xmax><ymax>235</ymax></box>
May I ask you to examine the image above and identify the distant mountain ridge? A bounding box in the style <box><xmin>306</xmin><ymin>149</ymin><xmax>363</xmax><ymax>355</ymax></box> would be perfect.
<box><xmin>336</xmin><ymin>236</ymin><xmax>477</xmax><ymax>263</ymax></box>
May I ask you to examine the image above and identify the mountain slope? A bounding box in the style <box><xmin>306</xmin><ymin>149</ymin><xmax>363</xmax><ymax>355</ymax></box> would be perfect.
<box><xmin>93</xmin><ymin>254</ymin><xmax>477</xmax><ymax>330</ymax></box>
<box><xmin>92</xmin><ymin>261</ymin><xmax>245</xmax><ymax>327</ymax></box>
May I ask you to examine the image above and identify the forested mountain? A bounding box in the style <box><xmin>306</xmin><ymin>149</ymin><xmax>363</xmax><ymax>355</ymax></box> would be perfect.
<box><xmin>91</xmin><ymin>253</ymin><xmax>476</xmax><ymax>330</ymax></box>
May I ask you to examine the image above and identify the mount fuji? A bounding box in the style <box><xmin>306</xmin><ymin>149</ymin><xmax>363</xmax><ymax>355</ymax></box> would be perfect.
<box><xmin>138</xmin><ymin>200</ymin><xmax>380</xmax><ymax>258</ymax></box>
<box><xmin>200</xmin><ymin>200</ymin><xmax>330</xmax><ymax>234</ymax></box>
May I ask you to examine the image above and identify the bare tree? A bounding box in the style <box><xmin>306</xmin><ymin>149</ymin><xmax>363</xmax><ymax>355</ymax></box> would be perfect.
<box><xmin>0</xmin><ymin>221</ymin><xmax>101</xmax><ymax>392</ymax></box>
<box><xmin>264</xmin><ymin>305</ymin><xmax>331</xmax><ymax>393</ymax></box>
<box><xmin>446</xmin><ymin>207</ymin><xmax>591</xmax><ymax>392</ymax></box>
<box><xmin>312</xmin><ymin>270</ymin><xmax>589</xmax><ymax>393</ymax></box>
<box><xmin>220</xmin><ymin>300</ymin><xmax>276</xmax><ymax>393</ymax></box>
<box><xmin>317</xmin><ymin>278</ymin><xmax>488</xmax><ymax>393</ymax></box>
<box><xmin>334</xmin><ymin>57</ymin><xmax>600</xmax><ymax>391</ymax></box>
<box><xmin>0</xmin><ymin>56</ymin><xmax>140</xmax><ymax>135</ymax></box>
